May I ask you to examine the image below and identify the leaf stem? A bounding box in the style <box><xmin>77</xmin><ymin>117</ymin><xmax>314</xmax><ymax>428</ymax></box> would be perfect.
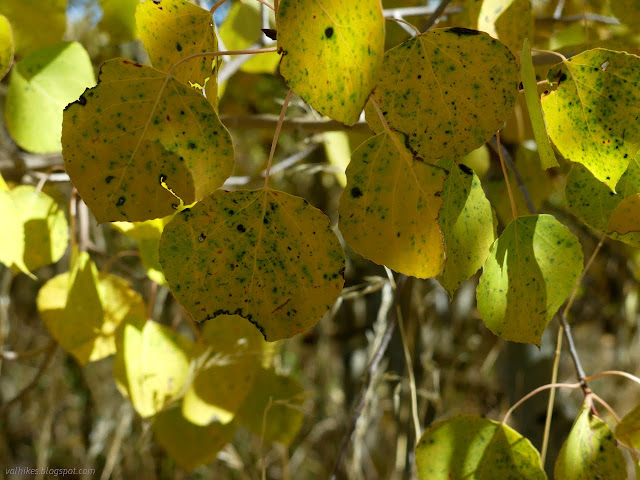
<box><xmin>209</xmin><ymin>0</ymin><xmax>229</xmax><ymax>14</ymax></box>
<box><xmin>502</xmin><ymin>382</ymin><xmax>581</xmax><ymax>426</ymax></box>
<box><xmin>496</xmin><ymin>131</ymin><xmax>518</xmax><ymax>220</ymax></box>
<box><xmin>369</xmin><ymin>97</ymin><xmax>391</xmax><ymax>133</ymax></box>
<box><xmin>254</xmin><ymin>0</ymin><xmax>275</xmax><ymax>11</ymax></box>
<box><xmin>166</xmin><ymin>47</ymin><xmax>279</xmax><ymax>78</ymax></box>
<box><xmin>584</xmin><ymin>370</ymin><xmax>640</xmax><ymax>387</ymax></box>
<box><xmin>385</xmin><ymin>17</ymin><xmax>420</xmax><ymax>36</ymax></box>
<box><xmin>264</xmin><ymin>89</ymin><xmax>294</xmax><ymax>188</ymax></box>
<box><xmin>588</xmin><ymin>392</ymin><xmax>621</xmax><ymax>423</ymax></box>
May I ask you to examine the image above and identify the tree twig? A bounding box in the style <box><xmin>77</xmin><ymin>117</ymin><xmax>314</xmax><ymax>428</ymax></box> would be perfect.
<box><xmin>422</xmin><ymin>0</ymin><xmax>453</xmax><ymax>31</ymax></box>
<box><xmin>220</xmin><ymin>114</ymin><xmax>371</xmax><ymax>133</ymax></box>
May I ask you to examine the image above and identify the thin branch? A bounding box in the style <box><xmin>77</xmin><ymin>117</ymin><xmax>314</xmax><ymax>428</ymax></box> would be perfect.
<box><xmin>2</xmin><ymin>339</ymin><xmax>56</xmax><ymax>361</ymax></box>
<box><xmin>264</xmin><ymin>89</ymin><xmax>294</xmax><ymax>187</ymax></box>
<box><xmin>589</xmin><ymin>392</ymin><xmax>621</xmax><ymax>423</ymax></box>
<box><xmin>220</xmin><ymin>114</ymin><xmax>372</xmax><ymax>133</ymax></box>
<box><xmin>584</xmin><ymin>370</ymin><xmax>640</xmax><ymax>388</ymax></box>
<box><xmin>488</xmin><ymin>136</ymin><xmax>535</xmax><ymax>214</ymax></box>
<box><xmin>496</xmin><ymin>131</ymin><xmax>518</xmax><ymax>220</ymax></box>
<box><xmin>539</xmin><ymin>13</ymin><xmax>620</xmax><ymax>25</ymax></box>
<box><xmin>559</xmin><ymin>312</ymin><xmax>589</xmax><ymax>386</ymax></box>
<box><xmin>386</xmin><ymin>17</ymin><xmax>420</xmax><ymax>36</ymax></box>
<box><xmin>422</xmin><ymin>0</ymin><xmax>454</xmax><ymax>31</ymax></box>
<box><xmin>382</xmin><ymin>5</ymin><xmax>461</xmax><ymax>18</ymax></box>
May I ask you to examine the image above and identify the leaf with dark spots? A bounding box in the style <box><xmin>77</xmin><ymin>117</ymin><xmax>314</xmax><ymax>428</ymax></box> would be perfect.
<box><xmin>446</xmin><ymin>27</ymin><xmax>481</xmax><ymax>36</ymax></box>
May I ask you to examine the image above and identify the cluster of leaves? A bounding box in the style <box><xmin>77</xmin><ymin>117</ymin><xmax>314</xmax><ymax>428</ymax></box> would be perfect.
<box><xmin>1</xmin><ymin>0</ymin><xmax>640</xmax><ymax>476</ymax></box>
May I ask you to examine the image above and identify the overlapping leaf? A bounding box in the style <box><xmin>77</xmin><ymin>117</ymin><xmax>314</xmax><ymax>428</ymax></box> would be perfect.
<box><xmin>277</xmin><ymin>0</ymin><xmax>385</xmax><ymax>125</ymax></box>
<box><xmin>339</xmin><ymin>132</ymin><xmax>447</xmax><ymax>278</ymax></box>
<box><xmin>0</xmin><ymin>14</ymin><xmax>13</xmax><ymax>80</ymax></box>
<box><xmin>159</xmin><ymin>189</ymin><xmax>345</xmax><ymax>341</ymax></box>
<box><xmin>6</xmin><ymin>42</ymin><xmax>95</xmax><ymax>153</ymax></box>
<box><xmin>62</xmin><ymin>59</ymin><xmax>234</xmax><ymax>222</ymax></box>
<box><xmin>555</xmin><ymin>402</ymin><xmax>626</xmax><ymax>479</ymax></box>
<box><xmin>541</xmin><ymin>49</ymin><xmax>640</xmax><ymax>190</ymax></box>
<box><xmin>615</xmin><ymin>403</ymin><xmax>640</xmax><ymax>450</ymax></box>
<box><xmin>607</xmin><ymin>194</ymin><xmax>640</xmax><ymax>235</ymax></box>
<box><xmin>476</xmin><ymin>214</ymin><xmax>583</xmax><ymax>345</ymax></box>
<box><xmin>366</xmin><ymin>28</ymin><xmax>518</xmax><ymax>160</ymax></box>
<box><xmin>0</xmin><ymin>0</ymin><xmax>66</xmax><ymax>55</ymax></box>
<box><xmin>99</xmin><ymin>0</ymin><xmax>139</xmax><ymax>43</ymax></box>
<box><xmin>415</xmin><ymin>414</ymin><xmax>546</xmax><ymax>479</ymax></box>
<box><xmin>478</xmin><ymin>0</ymin><xmax>533</xmax><ymax>58</ymax></box>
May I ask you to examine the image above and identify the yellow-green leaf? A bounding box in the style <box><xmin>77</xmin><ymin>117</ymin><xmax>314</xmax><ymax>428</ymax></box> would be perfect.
<box><xmin>339</xmin><ymin>132</ymin><xmax>447</xmax><ymax>278</ymax></box>
<box><xmin>541</xmin><ymin>49</ymin><xmax>640</xmax><ymax>191</ymax></box>
<box><xmin>0</xmin><ymin>189</ymin><xmax>28</xmax><ymax>274</ymax></box>
<box><xmin>277</xmin><ymin>0</ymin><xmax>385</xmax><ymax>125</ymax></box>
<box><xmin>323</xmin><ymin>131</ymin><xmax>350</xmax><ymax>187</ymax></box>
<box><xmin>159</xmin><ymin>189</ymin><xmax>345</xmax><ymax>341</ymax></box>
<box><xmin>0</xmin><ymin>0</ymin><xmax>66</xmax><ymax>55</ymax></box>
<box><xmin>478</xmin><ymin>0</ymin><xmax>533</xmax><ymax>58</ymax></box>
<box><xmin>415</xmin><ymin>414</ymin><xmax>546</xmax><ymax>479</ymax></box>
<box><xmin>99</xmin><ymin>0</ymin><xmax>139</xmax><ymax>43</ymax></box>
<box><xmin>607</xmin><ymin>194</ymin><xmax>640</xmax><ymax>235</ymax></box>
<box><xmin>555</xmin><ymin>401</ymin><xmax>626</xmax><ymax>479</ymax></box>
<box><xmin>521</xmin><ymin>38</ymin><xmax>558</xmax><ymax>169</ymax></box>
<box><xmin>153</xmin><ymin>406</ymin><xmax>236</xmax><ymax>472</ymax></box>
<box><xmin>477</xmin><ymin>214</ymin><xmax>583</xmax><ymax>345</ymax></box>
<box><xmin>436</xmin><ymin>161</ymin><xmax>496</xmax><ymax>297</ymax></box>
<box><xmin>236</xmin><ymin>368</ymin><xmax>305</xmax><ymax>446</ymax></box>
<box><xmin>62</xmin><ymin>59</ymin><xmax>234</xmax><ymax>223</ymax></box>
<box><xmin>138</xmin><ymin>238</ymin><xmax>167</xmax><ymax>285</ymax></box>
<box><xmin>366</xmin><ymin>28</ymin><xmax>518</xmax><ymax>159</ymax></box>
<box><xmin>182</xmin><ymin>315</ymin><xmax>264</xmax><ymax>426</ymax></box>
<box><xmin>0</xmin><ymin>14</ymin><xmax>13</xmax><ymax>80</ymax></box>
<box><xmin>6</xmin><ymin>42</ymin><xmax>95</xmax><ymax>153</ymax></box>
<box><xmin>615</xmin><ymin>403</ymin><xmax>640</xmax><ymax>450</ymax></box>
<box><xmin>136</xmin><ymin>0</ymin><xmax>218</xmax><ymax>89</ymax></box>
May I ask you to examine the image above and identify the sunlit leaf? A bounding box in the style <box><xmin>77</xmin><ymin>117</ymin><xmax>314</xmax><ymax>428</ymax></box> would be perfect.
<box><xmin>277</xmin><ymin>0</ymin><xmax>385</xmax><ymax>125</ymax></box>
<box><xmin>477</xmin><ymin>214</ymin><xmax>583</xmax><ymax>345</ymax></box>
<box><xmin>478</xmin><ymin>0</ymin><xmax>533</xmax><ymax>58</ymax></box>
<box><xmin>0</xmin><ymin>184</ymin><xmax>29</xmax><ymax>274</ymax></box>
<box><xmin>339</xmin><ymin>132</ymin><xmax>447</xmax><ymax>278</ymax></box>
<box><xmin>99</xmin><ymin>0</ymin><xmax>139</xmax><ymax>43</ymax></box>
<box><xmin>366</xmin><ymin>28</ymin><xmax>518</xmax><ymax>159</ymax></box>
<box><xmin>323</xmin><ymin>131</ymin><xmax>350</xmax><ymax>187</ymax></box>
<box><xmin>607</xmin><ymin>194</ymin><xmax>640</xmax><ymax>235</ymax></box>
<box><xmin>615</xmin><ymin>402</ymin><xmax>640</xmax><ymax>450</ymax></box>
<box><xmin>0</xmin><ymin>0</ymin><xmax>66</xmax><ymax>55</ymax></box>
<box><xmin>415</xmin><ymin>414</ymin><xmax>546</xmax><ymax>479</ymax></box>
<box><xmin>6</xmin><ymin>42</ymin><xmax>95</xmax><ymax>153</ymax></box>
<box><xmin>62</xmin><ymin>59</ymin><xmax>234</xmax><ymax>222</ymax></box>
<box><xmin>555</xmin><ymin>401</ymin><xmax>626</xmax><ymax>479</ymax></box>
<box><xmin>0</xmin><ymin>14</ymin><xmax>13</xmax><ymax>80</ymax></box>
<box><xmin>541</xmin><ymin>49</ymin><xmax>640</xmax><ymax>190</ymax></box>
<box><xmin>159</xmin><ymin>189</ymin><xmax>345</xmax><ymax>341</ymax></box>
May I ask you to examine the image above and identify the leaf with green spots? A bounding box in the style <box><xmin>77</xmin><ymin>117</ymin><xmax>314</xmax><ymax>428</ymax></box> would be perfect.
<box><xmin>99</xmin><ymin>0</ymin><xmax>139</xmax><ymax>43</ymax></box>
<box><xmin>615</xmin><ymin>402</ymin><xmax>640</xmax><ymax>450</ymax></box>
<box><xmin>113</xmin><ymin>318</ymin><xmax>193</xmax><ymax>417</ymax></box>
<box><xmin>541</xmin><ymin>49</ymin><xmax>640</xmax><ymax>190</ymax></box>
<box><xmin>436</xmin><ymin>160</ymin><xmax>496</xmax><ymax>297</ymax></box>
<box><xmin>555</xmin><ymin>401</ymin><xmax>626</xmax><ymax>480</ymax></box>
<box><xmin>0</xmin><ymin>14</ymin><xmax>13</xmax><ymax>80</ymax></box>
<box><xmin>37</xmin><ymin>251</ymin><xmax>146</xmax><ymax>365</ymax></box>
<box><xmin>277</xmin><ymin>0</ymin><xmax>385</xmax><ymax>126</ymax></box>
<box><xmin>607</xmin><ymin>194</ymin><xmax>640</xmax><ymax>235</ymax></box>
<box><xmin>6</xmin><ymin>42</ymin><xmax>95</xmax><ymax>153</ymax></box>
<box><xmin>610</xmin><ymin>0</ymin><xmax>640</xmax><ymax>31</ymax></box>
<box><xmin>521</xmin><ymin>38</ymin><xmax>558</xmax><ymax>169</ymax></box>
<box><xmin>0</xmin><ymin>0</ymin><xmax>66</xmax><ymax>55</ymax></box>
<box><xmin>137</xmin><ymin>0</ymin><xmax>219</xmax><ymax>89</ymax></box>
<box><xmin>235</xmin><ymin>367</ymin><xmax>305</xmax><ymax>446</ymax></box>
<box><xmin>365</xmin><ymin>28</ymin><xmax>518</xmax><ymax>159</ymax></box>
<box><xmin>182</xmin><ymin>315</ymin><xmax>265</xmax><ymax>426</ymax></box>
<box><xmin>10</xmin><ymin>185</ymin><xmax>69</xmax><ymax>272</ymax></box>
<box><xmin>478</xmin><ymin>0</ymin><xmax>533</xmax><ymax>59</ymax></box>
<box><xmin>62</xmin><ymin>59</ymin><xmax>234</xmax><ymax>223</ymax></box>
<box><xmin>338</xmin><ymin>132</ymin><xmax>447</xmax><ymax>278</ymax></box>
<box><xmin>159</xmin><ymin>189</ymin><xmax>345</xmax><ymax>341</ymax></box>
<box><xmin>415</xmin><ymin>414</ymin><xmax>546</xmax><ymax>479</ymax></box>
<box><xmin>477</xmin><ymin>214</ymin><xmax>583</xmax><ymax>345</ymax></box>
<box><xmin>565</xmin><ymin>157</ymin><xmax>640</xmax><ymax>247</ymax></box>
<box><xmin>153</xmin><ymin>406</ymin><xmax>236</xmax><ymax>472</ymax></box>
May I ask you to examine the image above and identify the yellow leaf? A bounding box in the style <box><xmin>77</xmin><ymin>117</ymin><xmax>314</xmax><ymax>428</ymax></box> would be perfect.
<box><xmin>478</xmin><ymin>0</ymin><xmax>533</xmax><ymax>59</ymax></box>
<box><xmin>366</xmin><ymin>28</ymin><xmax>518</xmax><ymax>160</ymax></box>
<box><xmin>0</xmin><ymin>0</ymin><xmax>66</xmax><ymax>55</ymax></box>
<box><xmin>607</xmin><ymin>193</ymin><xmax>640</xmax><ymax>235</ymax></box>
<box><xmin>338</xmin><ymin>132</ymin><xmax>447</xmax><ymax>278</ymax></box>
<box><xmin>277</xmin><ymin>0</ymin><xmax>385</xmax><ymax>125</ymax></box>
<box><xmin>159</xmin><ymin>189</ymin><xmax>345</xmax><ymax>341</ymax></box>
<box><xmin>62</xmin><ymin>59</ymin><xmax>234</xmax><ymax>222</ymax></box>
<box><xmin>323</xmin><ymin>131</ymin><xmax>350</xmax><ymax>187</ymax></box>
<box><xmin>99</xmin><ymin>0</ymin><xmax>139</xmax><ymax>43</ymax></box>
<box><xmin>0</xmin><ymin>189</ymin><xmax>29</xmax><ymax>274</ymax></box>
<box><xmin>0</xmin><ymin>14</ymin><xmax>13</xmax><ymax>80</ymax></box>
<box><xmin>615</xmin><ymin>402</ymin><xmax>640</xmax><ymax>450</ymax></box>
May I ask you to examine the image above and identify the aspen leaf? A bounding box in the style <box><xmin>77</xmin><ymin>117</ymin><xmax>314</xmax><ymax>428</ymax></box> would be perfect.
<box><xmin>478</xmin><ymin>0</ymin><xmax>533</xmax><ymax>58</ymax></box>
<box><xmin>0</xmin><ymin>0</ymin><xmax>66</xmax><ymax>55</ymax></box>
<box><xmin>0</xmin><ymin>187</ymin><xmax>29</xmax><ymax>275</ymax></box>
<box><xmin>607</xmin><ymin>194</ymin><xmax>640</xmax><ymax>235</ymax></box>
<box><xmin>541</xmin><ymin>49</ymin><xmax>640</xmax><ymax>190</ymax></box>
<box><xmin>365</xmin><ymin>28</ymin><xmax>518</xmax><ymax>160</ymax></box>
<box><xmin>62</xmin><ymin>59</ymin><xmax>234</xmax><ymax>222</ymax></box>
<box><xmin>436</xmin><ymin>160</ymin><xmax>496</xmax><ymax>298</ymax></box>
<box><xmin>159</xmin><ymin>189</ymin><xmax>345</xmax><ymax>341</ymax></box>
<box><xmin>152</xmin><ymin>406</ymin><xmax>236</xmax><ymax>472</ymax></box>
<box><xmin>521</xmin><ymin>38</ymin><xmax>558</xmax><ymax>169</ymax></box>
<box><xmin>236</xmin><ymin>368</ymin><xmax>305</xmax><ymax>446</ymax></box>
<box><xmin>323</xmin><ymin>131</ymin><xmax>350</xmax><ymax>187</ymax></box>
<box><xmin>277</xmin><ymin>0</ymin><xmax>385</xmax><ymax>125</ymax></box>
<box><xmin>477</xmin><ymin>214</ymin><xmax>583</xmax><ymax>345</ymax></box>
<box><xmin>615</xmin><ymin>403</ymin><xmax>640</xmax><ymax>450</ymax></box>
<box><xmin>137</xmin><ymin>0</ymin><xmax>219</xmax><ymax>89</ymax></box>
<box><xmin>6</xmin><ymin>42</ymin><xmax>95</xmax><ymax>153</ymax></box>
<box><xmin>37</xmin><ymin>252</ymin><xmax>146</xmax><ymax>365</ymax></box>
<box><xmin>339</xmin><ymin>132</ymin><xmax>447</xmax><ymax>278</ymax></box>
<box><xmin>99</xmin><ymin>0</ymin><xmax>139</xmax><ymax>43</ymax></box>
<box><xmin>113</xmin><ymin>318</ymin><xmax>193</xmax><ymax>417</ymax></box>
<box><xmin>0</xmin><ymin>14</ymin><xmax>13</xmax><ymax>80</ymax></box>
<box><xmin>415</xmin><ymin>414</ymin><xmax>546</xmax><ymax>479</ymax></box>
<box><xmin>138</xmin><ymin>238</ymin><xmax>167</xmax><ymax>285</ymax></box>
<box><xmin>182</xmin><ymin>315</ymin><xmax>264</xmax><ymax>426</ymax></box>
<box><xmin>555</xmin><ymin>402</ymin><xmax>626</xmax><ymax>479</ymax></box>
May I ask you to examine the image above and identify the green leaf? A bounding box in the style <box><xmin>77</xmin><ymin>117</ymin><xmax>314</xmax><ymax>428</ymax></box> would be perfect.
<box><xmin>99</xmin><ymin>0</ymin><xmax>139</xmax><ymax>43</ymax></box>
<box><xmin>607</xmin><ymin>193</ymin><xmax>640</xmax><ymax>235</ymax></box>
<box><xmin>365</xmin><ymin>28</ymin><xmax>518</xmax><ymax>160</ymax></box>
<box><xmin>415</xmin><ymin>414</ymin><xmax>546</xmax><ymax>479</ymax></box>
<box><xmin>541</xmin><ymin>49</ymin><xmax>640</xmax><ymax>190</ymax></box>
<box><xmin>555</xmin><ymin>401</ymin><xmax>626</xmax><ymax>479</ymax></box>
<box><xmin>62</xmin><ymin>59</ymin><xmax>234</xmax><ymax>223</ymax></box>
<box><xmin>615</xmin><ymin>402</ymin><xmax>640</xmax><ymax>450</ymax></box>
<box><xmin>478</xmin><ymin>0</ymin><xmax>533</xmax><ymax>58</ymax></box>
<box><xmin>521</xmin><ymin>38</ymin><xmax>558</xmax><ymax>169</ymax></box>
<box><xmin>338</xmin><ymin>132</ymin><xmax>447</xmax><ymax>278</ymax></box>
<box><xmin>0</xmin><ymin>14</ymin><xmax>13</xmax><ymax>80</ymax></box>
<box><xmin>0</xmin><ymin>0</ymin><xmax>66</xmax><ymax>55</ymax></box>
<box><xmin>159</xmin><ymin>189</ymin><xmax>345</xmax><ymax>341</ymax></box>
<box><xmin>477</xmin><ymin>214</ymin><xmax>583</xmax><ymax>345</ymax></box>
<box><xmin>6</xmin><ymin>42</ymin><xmax>95</xmax><ymax>153</ymax></box>
<box><xmin>277</xmin><ymin>0</ymin><xmax>385</xmax><ymax>125</ymax></box>
<box><xmin>436</xmin><ymin>160</ymin><xmax>496</xmax><ymax>297</ymax></box>
<box><xmin>235</xmin><ymin>367</ymin><xmax>305</xmax><ymax>446</ymax></box>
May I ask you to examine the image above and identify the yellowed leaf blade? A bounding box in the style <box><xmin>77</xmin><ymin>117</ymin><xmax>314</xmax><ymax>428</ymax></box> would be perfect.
<box><xmin>0</xmin><ymin>0</ymin><xmax>66</xmax><ymax>55</ymax></box>
<box><xmin>339</xmin><ymin>132</ymin><xmax>446</xmax><ymax>278</ymax></box>
<box><xmin>99</xmin><ymin>0</ymin><xmax>139</xmax><ymax>43</ymax></box>
<box><xmin>277</xmin><ymin>0</ymin><xmax>385</xmax><ymax>125</ymax></box>
<box><xmin>62</xmin><ymin>59</ymin><xmax>234</xmax><ymax>222</ymax></box>
<box><xmin>0</xmin><ymin>14</ymin><xmax>13</xmax><ymax>80</ymax></box>
<box><xmin>615</xmin><ymin>402</ymin><xmax>640</xmax><ymax>450</ymax></box>
<box><xmin>478</xmin><ymin>0</ymin><xmax>533</xmax><ymax>59</ymax></box>
<box><xmin>159</xmin><ymin>189</ymin><xmax>345</xmax><ymax>341</ymax></box>
<box><xmin>0</xmin><ymin>189</ymin><xmax>29</xmax><ymax>274</ymax></box>
<box><xmin>607</xmin><ymin>193</ymin><xmax>640</xmax><ymax>235</ymax></box>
